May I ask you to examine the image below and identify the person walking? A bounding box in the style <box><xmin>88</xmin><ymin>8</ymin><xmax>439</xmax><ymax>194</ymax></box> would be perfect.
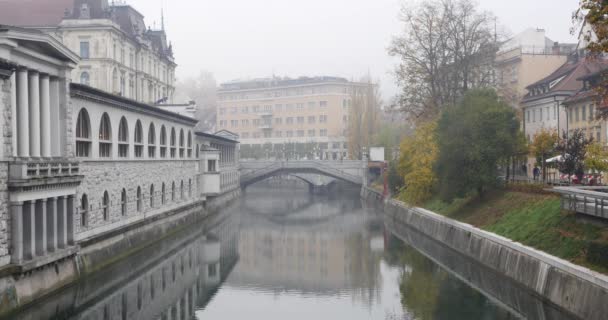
<box><xmin>533</xmin><ymin>166</ymin><xmax>540</xmax><ymax>181</ymax></box>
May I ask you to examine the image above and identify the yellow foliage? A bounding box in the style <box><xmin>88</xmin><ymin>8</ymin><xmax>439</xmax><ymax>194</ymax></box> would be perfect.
<box><xmin>398</xmin><ymin>121</ymin><xmax>438</xmax><ymax>205</ymax></box>
<box><xmin>585</xmin><ymin>142</ymin><xmax>608</xmax><ymax>173</ymax></box>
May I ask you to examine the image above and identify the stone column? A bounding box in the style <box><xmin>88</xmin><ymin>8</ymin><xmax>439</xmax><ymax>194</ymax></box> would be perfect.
<box><xmin>10</xmin><ymin>72</ymin><xmax>17</xmax><ymax>157</ymax></box>
<box><xmin>28</xmin><ymin>71</ymin><xmax>41</xmax><ymax>157</ymax></box>
<box><xmin>47</xmin><ymin>197</ymin><xmax>58</xmax><ymax>252</ymax></box>
<box><xmin>35</xmin><ymin>199</ymin><xmax>47</xmax><ymax>256</ymax></box>
<box><xmin>16</xmin><ymin>69</ymin><xmax>29</xmax><ymax>157</ymax></box>
<box><xmin>49</xmin><ymin>78</ymin><xmax>61</xmax><ymax>157</ymax></box>
<box><xmin>57</xmin><ymin>196</ymin><xmax>67</xmax><ymax>249</ymax></box>
<box><xmin>10</xmin><ymin>202</ymin><xmax>24</xmax><ymax>264</ymax></box>
<box><xmin>23</xmin><ymin>201</ymin><xmax>36</xmax><ymax>260</ymax></box>
<box><xmin>40</xmin><ymin>74</ymin><xmax>52</xmax><ymax>158</ymax></box>
<box><xmin>67</xmin><ymin>195</ymin><xmax>75</xmax><ymax>245</ymax></box>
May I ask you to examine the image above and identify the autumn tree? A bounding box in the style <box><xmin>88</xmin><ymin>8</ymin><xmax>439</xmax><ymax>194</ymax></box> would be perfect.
<box><xmin>585</xmin><ymin>142</ymin><xmax>608</xmax><ymax>173</ymax></box>
<box><xmin>348</xmin><ymin>80</ymin><xmax>382</xmax><ymax>159</ymax></box>
<box><xmin>398</xmin><ymin>121</ymin><xmax>438</xmax><ymax>205</ymax></box>
<box><xmin>436</xmin><ymin>89</ymin><xmax>520</xmax><ymax>201</ymax></box>
<box><xmin>555</xmin><ymin>129</ymin><xmax>593</xmax><ymax>181</ymax></box>
<box><xmin>529</xmin><ymin>128</ymin><xmax>559</xmax><ymax>181</ymax></box>
<box><xmin>389</xmin><ymin>0</ymin><xmax>499</xmax><ymax>120</ymax></box>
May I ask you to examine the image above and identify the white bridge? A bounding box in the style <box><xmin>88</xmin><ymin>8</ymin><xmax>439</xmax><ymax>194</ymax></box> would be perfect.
<box><xmin>239</xmin><ymin>160</ymin><xmax>367</xmax><ymax>188</ymax></box>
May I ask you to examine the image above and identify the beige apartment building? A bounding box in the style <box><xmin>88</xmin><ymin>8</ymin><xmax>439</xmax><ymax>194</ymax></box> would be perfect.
<box><xmin>495</xmin><ymin>28</ymin><xmax>576</xmax><ymax>110</ymax></box>
<box><xmin>217</xmin><ymin>77</ymin><xmax>367</xmax><ymax>160</ymax></box>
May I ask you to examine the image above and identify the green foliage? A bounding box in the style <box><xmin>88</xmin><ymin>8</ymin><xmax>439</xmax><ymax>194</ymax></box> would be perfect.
<box><xmin>587</xmin><ymin>242</ymin><xmax>608</xmax><ymax>267</ymax></box>
<box><xmin>436</xmin><ymin>89</ymin><xmax>521</xmax><ymax>201</ymax></box>
<box><xmin>387</xmin><ymin>162</ymin><xmax>405</xmax><ymax>194</ymax></box>
<box><xmin>529</xmin><ymin>128</ymin><xmax>559</xmax><ymax>181</ymax></box>
<box><xmin>398</xmin><ymin>121</ymin><xmax>438</xmax><ymax>205</ymax></box>
<box><xmin>584</xmin><ymin>142</ymin><xmax>608</xmax><ymax>173</ymax></box>
<box><xmin>555</xmin><ymin>129</ymin><xmax>593</xmax><ymax>180</ymax></box>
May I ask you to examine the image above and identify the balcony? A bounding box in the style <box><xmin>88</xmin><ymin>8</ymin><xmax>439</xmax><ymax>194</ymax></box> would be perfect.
<box><xmin>10</xmin><ymin>159</ymin><xmax>80</xmax><ymax>181</ymax></box>
<box><xmin>259</xmin><ymin>124</ymin><xmax>273</xmax><ymax>130</ymax></box>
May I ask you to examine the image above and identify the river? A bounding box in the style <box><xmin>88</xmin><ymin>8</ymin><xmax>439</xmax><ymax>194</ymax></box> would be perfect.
<box><xmin>5</xmin><ymin>184</ymin><xmax>578</xmax><ymax>320</ymax></box>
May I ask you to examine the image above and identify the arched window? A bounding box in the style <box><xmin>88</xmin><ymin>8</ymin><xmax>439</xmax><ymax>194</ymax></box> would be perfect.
<box><xmin>121</xmin><ymin>188</ymin><xmax>127</xmax><ymax>216</ymax></box>
<box><xmin>180</xmin><ymin>180</ymin><xmax>184</xmax><ymax>199</ymax></box>
<box><xmin>196</xmin><ymin>144</ymin><xmax>200</xmax><ymax>158</ymax></box>
<box><xmin>171</xmin><ymin>182</ymin><xmax>176</xmax><ymax>201</ymax></box>
<box><xmin>137</xmin><ymin>186</ymin><xmax>142</xmax><ymax>212</ymax></box>
<box><xmin>160</xmin><ymin>125</ymin><xmax>167</xmax><ymax>158</ymax></box>
<box><xmin>80</xmin><ymin>71</ymin><xmax>90</xmax><ymax>86</ymax></box>
<box><xmin>76</xmin><ymin>108</ymin><xmax>91</xmax><ymax>157</ymax></box>
<box><xmin>188</xmin><ymin>179</ymin><xmax>192</xmax><ymax>197</ymax></box>
<box><xmin>118</xmin><ymin>117</ymin><xmax>129</xmax><ymax>158</ymax></box>
<box><xmin>149</xmin><ymin>184</ymin><xmax>155</xmax><ymax>208</ymax></box>
<box><xmin>187</xmin><ymin>131</ymin><xmax>193</xmax><ymax>157</ymax></box>
<box><xmin>102</xmin><ymin>191</ymin><xmax>110</xmax><ymax>221</ymax></box>
<box><xmin>99</xmin><ymin>113</ymin><xmax>112</xmax><ymax>157</ymax></box>
<box><xmin>80</xmin><ymin>194</ymin><xmax>88</xmax><ymax>227</ymax></box>
<box><xmin>148</xmin><ymin>123</ymin><xmax>156</xmax><ymax>158</ymax></box>
<box><xmin>134</xmin><ymin>120</ymin><xmax>143</xmax><ymax>158</ymax></box>
<box><xmin>112</xmin><ymin>68</ymin><xmax>118</xmax><ymax>93</ymax></box>
<box><xmin>170</xmin><ymin>128</ymin><xmax>176</xmax><ymax>158</ymax></box>
<box><xmin>161</xmin><ymin>183</ymin><xmax>166</xmax><ymax>205</ymax></box>
<box><xmin>179</xmin><ymin>129</ymin><xmax>185</xmax><ymax>158</ymax></box>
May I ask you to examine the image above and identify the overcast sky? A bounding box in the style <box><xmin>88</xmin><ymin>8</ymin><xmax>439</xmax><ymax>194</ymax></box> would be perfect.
<box><xmin>125</xmin><ymin>0</ymin><xmax>580</xmax><ymax>100</ymax></box>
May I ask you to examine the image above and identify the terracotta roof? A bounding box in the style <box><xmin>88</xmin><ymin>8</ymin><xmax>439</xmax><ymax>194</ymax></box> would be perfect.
<box><xmin>0</xmin><ymin>0</ymin><xmax>73</xmax><ymax>27</ymax></box>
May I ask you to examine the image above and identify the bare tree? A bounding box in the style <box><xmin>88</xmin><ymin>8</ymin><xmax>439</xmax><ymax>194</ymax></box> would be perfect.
<box><xmin>389</xmin><ymin>0</ymin><xmax>498</xmax><ymax>121</ymax></box>
<box><xmin>175</xmin><ymin>71</ymin><xmax>218</xmax><ymax>131</ymax></box>
<box><xmin>348</xmin><ymin>79</ymin><xmax>382</xmax><ymax>159</ymax></box>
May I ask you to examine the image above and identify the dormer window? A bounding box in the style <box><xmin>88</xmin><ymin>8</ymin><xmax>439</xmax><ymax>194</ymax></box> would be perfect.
<box><xmin>80</xmin><ymin>4</ymin><xmax>90</xmax><ymax>19</ymax></box>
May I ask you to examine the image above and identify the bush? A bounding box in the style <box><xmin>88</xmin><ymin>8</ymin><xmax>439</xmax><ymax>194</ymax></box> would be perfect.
<box><xmin>587</xmin><ymin>241</ymin><xmax>608</xmax><ymax>267</ymax></box>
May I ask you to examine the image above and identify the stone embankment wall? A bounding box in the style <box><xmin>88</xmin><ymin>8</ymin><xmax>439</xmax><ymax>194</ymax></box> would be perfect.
<box><xmin>361</xmin><ymin>187</ymin><xmax>608</xmax><ymax>320</ymax></box>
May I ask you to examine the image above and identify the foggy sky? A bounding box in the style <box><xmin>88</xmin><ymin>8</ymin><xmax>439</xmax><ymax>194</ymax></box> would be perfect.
<box><xmin>125</xmin><ymin>0</ymin><xmax>580</xmax><ymax>100</ymax></box>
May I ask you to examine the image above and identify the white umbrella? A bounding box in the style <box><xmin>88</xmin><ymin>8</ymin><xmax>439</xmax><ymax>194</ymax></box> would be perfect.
<box><xmin>545</xmin><ymin>155</ymin><xmax>564</xmax><ymax>163</ymax></box>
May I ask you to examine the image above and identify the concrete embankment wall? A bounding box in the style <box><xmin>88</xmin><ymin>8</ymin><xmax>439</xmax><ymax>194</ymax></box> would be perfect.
<box><xmin>0</xmin><ymin>190</ymin><xmax>241</xmax><ymax>317</ymax></box>
<box><xmin>361</xmin><ymin>187</ymin><xmax>608</xmax><ymax>320</ymax></box>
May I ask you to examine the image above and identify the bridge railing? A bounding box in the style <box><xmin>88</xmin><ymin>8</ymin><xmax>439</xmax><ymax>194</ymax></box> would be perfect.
<box><xmin>240</xmin><ymin>160</ymin><xmax>364</xmax><ymax>185</ymax></box>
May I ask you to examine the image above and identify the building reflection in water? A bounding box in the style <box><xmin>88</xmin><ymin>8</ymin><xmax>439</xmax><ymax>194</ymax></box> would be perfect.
<box><xmin>3</xmin><ymin>207</ymin><xmax>240</xmax><ymax>320</ymax></box>
<box><xmin>223</xmin><ymin>186</ymin><xmax>386</xmax><ymax>307</ymax></box>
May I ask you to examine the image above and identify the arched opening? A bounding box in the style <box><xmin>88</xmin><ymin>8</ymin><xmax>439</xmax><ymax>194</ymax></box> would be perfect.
<box><xmin>148</xmin><ymin>123</ymin><xmax>156</xmax><ymax>158</ymax></box>
<box><xmin>102</xmin><ymin>191</ymin><xmax>110</xmax><ymax>221</ymax></box>
<box><xmin>178</xmin><ymin>129</ymin><xmax>184</xmax><ymax>158</ymax></box>
<box><xmin>134</xmin><ymin>120</ymin><xmax>143</xmax><ymax>158</ymax></box>
<box><xmin>121</xmin><ymin>188</ymin><xmax>127</xmax><ymax>216</ymax></box>
<box><xmin>187</xmin><ymin>132</ymin><xmax>193</xmax><ymax>158</ymax></box>
<box><xmin>80</xmin><ymin>71</ymin><xmax>90</xmax><ymax>86</ymax></box>
<box><xmin>188</xmin><ymin>179</ymin><xmax>192</xmax><ymax>197</ymax></box>
<box><xmin>149</xmin><ymin>184</ymin><xmax>155</xmax><ymax>208</ymax></box>
<box><xmin>160</xmin><ymin>125</ymin><xmax>167</xmax><ymax>158</ymax></box>
<box><xmin>180</xmin><ymin>180</ymin><xmax>184</xmax><ymax>199</ymax></box>
<box><xmin>196</xmin><ymin>144</ymin><xmax>200</xmax><ymax>158</ymax></box>
<box><xmin>170</xmin><ymin>128</ymin><xmax>176</xmax><ymax>158</ymax></box>
<box><xmin>136</xmin><ymin>186</ymin><xmax>142</xmax><ymax>212</ymax></box>
<box><xmin>118</xmin><ymin>117</ymin><xmax>129</xmax><ymax>158</ymax></box>
<box><xmin>171</xmin><ymin>182</ymin><xmax>176</xmax><ymax>201</ymax></box>
<box><xmin>76</xmin><ymin>108</ymin><xmax>91</xmax><ymax>157</ymax></box>
<box><xmin>161</xmin><ymin>183</ymin><xmax>166</xmax><ymax>205</ymax></box>
<box><xmin>99</xmin><ymin>113</ymin><xmax>112</xmax><ymax>158</ymax></box>
<box><xmin>80</xmin><ymin>194</ymin><xmax>88</xmax><ymax>227</ymax></box>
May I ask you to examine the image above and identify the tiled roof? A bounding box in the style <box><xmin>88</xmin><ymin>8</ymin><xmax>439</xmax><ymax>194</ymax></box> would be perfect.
<box><xmin>0</xmin><ymin>0</ymin><xmax>73</xmax><ymax>27</ymax></box>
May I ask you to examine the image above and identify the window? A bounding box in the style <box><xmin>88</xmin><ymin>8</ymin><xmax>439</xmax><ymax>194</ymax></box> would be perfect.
<box><xmin>320</xmin><ymin>129</ymin><xmax>327</xmax><ymax>136</ymax></box>
<box><xmin>180</xmin><ymin>180</ymin><xmax>184</xmax><ymax>199</ymax></box>
<box><xmin>134</xmin><ymin>120</ymin><xmax>143</xmax><ymax>158</ymax></box>
<box><xmin>170</xmin><ymin>128</ymin><xmax>176</xmax><ymax>158</ymax></box>
<box><xmin>319</xmin><ymin>115</ymin><xmax>327</xmax><ymax>123</ymax></box>
<box><xmin>208</xmin><ymin>160</ymin><xmax>216</xmax><ymax>172</ymax></box>
<box><xmin>297</xmin><ymin>117</ymin><xmax>304</xmax><ymax>124</ymax></box>
<box><xmin>575</xmin><ymin>106</ymin><xmax>580</xmax><ymax>122</ymax></box>
<box><xmin>275</xmin><ymin>118</ymin><xmax>282</xmax><ymax>125</ymax></box>
<box><xmin>179</xmin><ymin>129</ymin><xmax>185</xmax><ymax>158</ymax></box>
<box><xmin>187</xmin><ymin>132</ymin><xmax>192</xmax><ymax>157</ymax></box>
<box><xmin>76</xmin><ymin>109</ymin><xmax>91</xmax><ymax>157</ymax></box>
<box><xmin>275</xmin><ymin>104</ymin><xmax>283</xmax><ymax>112</ymax></box>
<box><xmin>121</xmin><ymin>188</ymin><xmax>127</xmax><ymax>216</ymax></box>
<box><xmin>148</xmin><ymin>123</ymin><xmax>156</xmax><ymax>158</ymax></box>
<box><xmin>275</xmin><ymin>131</ymin><xmax>282</xmax><ymax>137</ymax></box>
<box><xmin>231</xmin><ymin>120</ymin><xmax>238</xmax><ymax>127</ymax></box>
<box><xmin>308</xmin><ymin>129</ymin><xmax>315</xmax><ymax>137</ymax></box>
<box><xmin>136</xmin><ymin>187</ymin><xmax>142</xmax><ymax>212</ymax></box>
<box><xmin>582</xmin><ymin>105</ymin><xmax>587</xmax><ymax>121</ymax></box>
<box><xmin>286</xmin><ymin>131</ymin><xmax>293</xmax><ymax>137</ymax></box>
<box><xmin>241</xmin><ymin>106</ymin><xmax>249</xmax><ymax>113</ymax></box>
<box><xmin>208</xmin><ymin>264</ymin><xmax>217</xmax><ymax>277</ymax></box>
<box><xmin>171</xmin><ymin>182</ymin><xmax>176</xmax><ymax>201</ymax></box>
<box><xmin>188</xmin><ymin>179</ymin><xmax>192</xmax><ymax>197</ymax></box>
<box><xmin>161</xmin><ymin>183</ymin><xmax>166</xmax><ymax>204</ymax></box>
<box><xmin>149</xmin><ymin>185</ymin><xmax>155</xmax><ymax>208</ymax></box>
<box><xmin>102</xmin><ymin>191</ymin><xmax>110</xmax><ymax>221</ymax></box>
<box><xmin>319</xmin><ymin>101</ymin><xmax>328</xmax><ymax>108</ymax></box>
<box><xmin>296</xmin><ymin>103</ymin><xmax>304</xmax><ymax>110</ymax></box>
<box><xmin>80</xmin><ymin>71</ymin><xmax>90</xmax><ymax>86</ymax></box>
<box><xmin>539</xmin><ymin>108</ymin><xmax>543</xmax><ymax>122</ymax></box>
<box><xmin>118</xmin><ymin>117</ymin><xmax>129</xmax><ymax>158</ymax></box>
<box><xmin>297</xmin><ymin>130</ymin><xmax>304</xmax><ymax>137</ymax></box>
<box><xmin>99</xmin><ymin>113</ymin><xmax>112</xmax><ymax>158</ymax></box>
<box><xmin>308</xmin><ymin>116</ymin><xmax>316</xmax><ymax>124</ymax></box>
<box><xmin>80</xmin><ymin>41</ymin><xmax>90</xmax><ymax>59</ymax></box>
<box><xmin>286</xmin><ymin>117</ymin><xmax>294</xmax><ymax>124</ymax></box>
<box><xmin>80</xmin><ymin>194</ymin><xmax>88</xmax><ymax>227</ymax></box>
<box><xmin>242</xmin><ymin>119</ymin><xmax>249</xmax><ymax>126</ymax></box>
<box><xmin>160</xmin><ymin>125</ymin><xmax>167</xmax><ymax>158</ymax></box>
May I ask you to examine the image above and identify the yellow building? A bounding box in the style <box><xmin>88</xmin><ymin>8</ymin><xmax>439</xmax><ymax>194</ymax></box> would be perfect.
<box><xmin>217</xmin><ymin>77</ymin><xmax>369</xmax><ymax>160</ymax></box>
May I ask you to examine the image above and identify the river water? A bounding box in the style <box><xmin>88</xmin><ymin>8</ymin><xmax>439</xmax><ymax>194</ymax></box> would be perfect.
<box><xmin>6</xmin><ymin>185</ymin><xmax>578</xmax><ymax>320</ymax></box>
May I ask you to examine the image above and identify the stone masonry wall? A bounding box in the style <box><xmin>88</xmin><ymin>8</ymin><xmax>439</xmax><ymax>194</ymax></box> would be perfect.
<box><xmin>0</xmin><ymin>77</ymin><xmax>11</xmax><ymax>265</ymax></box>
<box><xmin>76</xmin><ymin>160</ymin><xmax>200</xmax><ymax>238</ymax></box>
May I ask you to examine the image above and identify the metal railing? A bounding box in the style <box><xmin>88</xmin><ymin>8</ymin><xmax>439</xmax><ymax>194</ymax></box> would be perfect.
<box><xmin>553</xmin><ymin>186</ymin><xmax>608</xmax><ymax>220</ymax></box>
<box><xmin>240</xmin><ymin>160</ymin><xmax>363</xmax><ymax>185</ymax></box>
<box><xmin>10</xmin><ymin>159</ymin><xmax>80</xmax><ymax>180</ymax></box>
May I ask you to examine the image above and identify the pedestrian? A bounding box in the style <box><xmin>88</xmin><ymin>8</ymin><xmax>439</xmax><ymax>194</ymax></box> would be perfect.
<box><xmin>521</xmin><ymin>164</ymin><xmax>527</xmax><ymax>176</ymax></box>
<box><xmin>533</xmin><ymin>166</ymin><xmax>540</xmax><ymax>181</ymax></box>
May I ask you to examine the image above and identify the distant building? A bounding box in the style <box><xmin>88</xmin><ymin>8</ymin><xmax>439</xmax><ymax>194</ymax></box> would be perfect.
<box><xmin>495</xmin><ymin>28</ymin><xmax>576</xmax><ymax>109</ymax></box>
<box><xmin>0</xmin><ymin>0</ymin><xmax>177</xmax><ymax>104</ymax></box>
<box><xmin>217</xmin><ymin>76</ymin><xmax>369</xmax><ymax>160</ymax></box>
<box><xmin>156</xmin><ymin>101</ymin><xmax>197</xmax><ymax>119</ymax></box>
